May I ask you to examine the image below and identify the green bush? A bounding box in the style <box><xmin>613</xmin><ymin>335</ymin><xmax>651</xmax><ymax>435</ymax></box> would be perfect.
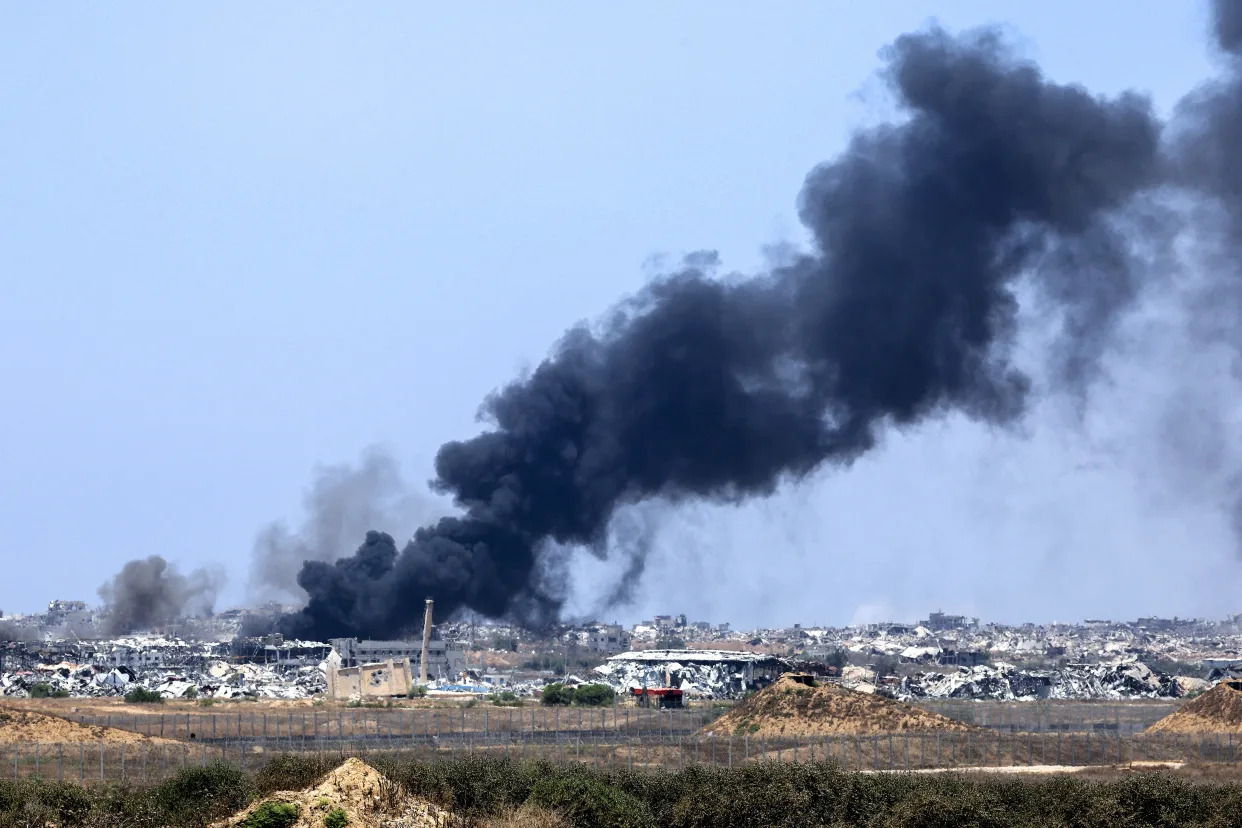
<box><xmin>0</xmin><ymin>778</ymin><xmax>95</xmax><ymax>826</ymax></box>
<box><xmin>150</xmin><ymin>760</ymin><xmax>255</xmax><ymax>826</ymax></box>
<box><xmin>407</xmin><ymin>685</ymin><xmax>428</xmax><ymax>698</ymax></box>
<box><xmin>529</xmin><ymin>771</ymin><xmax>653</xmax><ymax>828</ymax></box>
<box><xmin>492</xmin><ymin>689</ymin><xmax>523</xmax><ymax>706</ymax></box>
<box><xmin>28</xmin><ymin>682</ymin><xmax>69</xmax><ymax>698</ymax></box>
<box><xmin>124</xmin><ymin>686</ymin><xmax>165</xmax><ymax>704</ymax></box>
<box><xmin>323</xmin><ymin>806</ymin><xmax>349</xmax><ymax>828</ymax></box>
<box><xmin>239</xmin><ymin>799</ymin><xmax>300</xmax><ymax>828</ymax></box>
<box><xmin>254</xmin><ymin>753</ymin><xmax>338</xmax><ymax>796</ymax></box>
<box><xmin>375</xmin><ymin>755</ymin><xmax>542</xmax><ymax>817</ymax></box>
<box><xmin>4</xmin><ymin>749</ymin><xmax>1242</xmax><ymax>828</ymax></box>
<box><xmin>573</xmin><ymin>683</ymin><xmax>615</xmax><ymax>707</ymax></box>
<box><xmin>541</xmin><ymin>683</ymin><xmax>573</xmax><ymax>706</ymax></box>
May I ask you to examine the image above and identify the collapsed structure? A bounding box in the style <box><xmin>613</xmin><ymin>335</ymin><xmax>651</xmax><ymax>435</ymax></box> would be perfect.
<box><xmin>893</xmin><ymin>661</ymin><xmax>1206</xmax><ymax>702</ymax></box>
<box><xmin>323</xmin><ymin>599</ymin><xmax>467</xmax><ymax>700</ymax></box>
<box><xmin>592</xmin><ymin>649</ymin><xmax>789</xmax><ymax>699</ymax></box>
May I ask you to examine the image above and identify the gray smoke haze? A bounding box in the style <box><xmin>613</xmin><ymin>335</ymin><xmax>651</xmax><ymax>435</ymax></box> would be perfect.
<box><xmin>249</xmin><ymin>446</ymin><xmax>442</xmax><ymax>602</ymax></box>
<box><xmin>97</xmin><ymin>555</ymin><xmax>224</xmax><ymax>635</ymax></box>
<box><xmin>1162</xmin><ymin>0</ymin><xmax>1242</xmax><ymax>547</ymax></box>
<box><xmin>0</xmin><ymin>621</ymin><xmax>36</xmax><ymax>643</ymax></box>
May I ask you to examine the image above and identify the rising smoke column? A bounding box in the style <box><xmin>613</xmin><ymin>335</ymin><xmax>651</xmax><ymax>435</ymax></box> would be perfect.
<box><xmin>1164</xmin><ymin>0</ymin><xmax>1242</xmax><ymax>540</ymax></box>
<box><xmin>250</xmin><ymin>446</ymin><xmax>441</xmax><ymax>602</ymax></box>
<box><xmin>276</xmin><ymin>24</ymin><xmax>1163</xmax><ymax>641</ymax></box>
<box><xmin>98</xmin><ymin>555</ymin><xmax>223</xmax><ymax>635</ymax></box>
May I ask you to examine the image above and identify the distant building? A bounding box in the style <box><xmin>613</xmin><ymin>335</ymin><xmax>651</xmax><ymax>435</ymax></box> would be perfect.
<box><xmin>586</xmin><ymin>624</ymin><xmax>630</xmax><ymax>655</ymax></box>
<box><xmin>924</xmin><ymin>611</ymin><xmax>969</xmax><ymax>631</ymax></box>
<box><xmin>46</xmin><ymin>600</ymin><xmax>93</xmax><ymax>630</ymax></box>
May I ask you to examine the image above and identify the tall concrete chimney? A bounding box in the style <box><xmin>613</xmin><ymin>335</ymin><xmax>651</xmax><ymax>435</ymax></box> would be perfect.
<box><xmin>420</xmin><ymin>598</ymin><xmax>433</xmax><ymax>685</ymax></box>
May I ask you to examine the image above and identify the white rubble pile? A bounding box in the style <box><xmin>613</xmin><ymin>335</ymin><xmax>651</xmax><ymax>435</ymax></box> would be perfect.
<box><xmin>591</xmin><ymin>658</ymin><xmax>761</xmax><ymax>699</ymax></box>
<box><xmin>0</xmin><ymin>659</ymin><xmax>326</xmax><ymax>700</ymax></box>
<box><xmin>890</xmin><ymin>661</ymin><xmax>1202</xmax><ymax>702</ymax></box>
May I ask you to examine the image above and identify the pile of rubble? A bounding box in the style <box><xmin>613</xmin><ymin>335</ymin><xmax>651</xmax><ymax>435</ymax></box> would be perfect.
<box><xmin>0</xmin><ymin>660</ymin><xmax>326</xmax><ymax>700</ymax></box>
<box><xmin>591</xmin><ymin>650</ymin><xmax>787</xmax><ymax>699</ymax></box>
<box><xmin>890</xmin><ymin>661</ymin><xmax>1209</xmax><ymax>702</ymax></box>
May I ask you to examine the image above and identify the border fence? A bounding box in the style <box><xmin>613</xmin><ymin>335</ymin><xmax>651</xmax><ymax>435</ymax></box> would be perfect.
<box><xmin>61</xmin><ymin>704</ymin><xmax>720</xmax><ymax>743</ymax></box>
<box><xmin>913</xmin><ymin>700</ymin><xmax>1184</xmax><ymax>735</ymax></box>
<box><xmin>5</xmin><ymin>729</ymin><xmax>1241</xmax><ymax>785</ymax></box>
<box><xmin>59</xmin><ymin>699</ymin><xmax>1190</xmax><ymax>743</ymax></box>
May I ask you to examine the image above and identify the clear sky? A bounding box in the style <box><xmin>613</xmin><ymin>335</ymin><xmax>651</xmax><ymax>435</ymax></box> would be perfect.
<box><xmin>1</xmin><ymin>2</ymin><xmax>1235</xmax><ymax>629</ymax></box>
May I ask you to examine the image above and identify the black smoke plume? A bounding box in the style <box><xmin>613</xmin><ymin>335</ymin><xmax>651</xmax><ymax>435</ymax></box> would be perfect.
<box><xmin>98</xmin><ymin>555</ymin><xmax>224</xmax><ymax>635</ymax></box>
<box><xmin>277</xmin><ymin>24</ymin><xmax>1167</xmax><ymax>641</ymax></box>
<box><xmin>250</xmin><ymin>446</ymin><xmax>441</xmax><ymax>602</ymax></box>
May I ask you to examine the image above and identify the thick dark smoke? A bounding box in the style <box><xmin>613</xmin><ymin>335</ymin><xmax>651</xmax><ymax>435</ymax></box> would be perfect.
<box><xmin>250</xmin><ymin>447</ymin><xmax>441</xmax><ymax>602</ymax></box>
<box><xmin>98</xmin><ymin>555</ymin><xmax>223</xmax><ymax>635</ymax></box>
<box><xmin>277</xmin><ymin>24</ymin><xmax>1167</xmax><ymax>641</ymax></box>
<box><xmin>1217</xmin><ymin>0</ymin><xmax>1242</xmax><ymax>55</ymax></box>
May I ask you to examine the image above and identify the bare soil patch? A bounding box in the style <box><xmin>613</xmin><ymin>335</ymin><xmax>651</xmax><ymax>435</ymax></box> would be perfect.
<box><xmin>1146</xmin><ymin>681</ymin><xmax>1242</xmax><ymax>734</ymax></box>
<box><xmin>705</xmin><ymin>674</ymin><xmax>976</xmax><ymax>737</ymax></box>
<box><xmin>216</xmin><ymin>757</ymin><xmax>450</xmax><ymax>828</ymax></box>
<box><xmin>0</xmin><ymin>705</ymin><xmax>179</xmax><ymax>744</ymax></box>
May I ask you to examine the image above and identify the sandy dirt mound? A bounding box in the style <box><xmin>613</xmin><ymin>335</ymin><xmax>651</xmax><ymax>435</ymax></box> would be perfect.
<box><xmin>1147</xmin><ymin>680</ymin><xmax>1242</xmax><ymax>734</ymax></box>
<box><xmin>0</xmin><ymin>706</ymin><xmax>177</xmax><ymax>744</ymax></box>
<box><xmin>216</xmin><ymin>757</ymin><xmax>450</xmax><ymax>828</ymax></box>
<box><xmin>704</xmin><ymin>674</ymin><xmax>976</xmax><ymax>737</ymax></box>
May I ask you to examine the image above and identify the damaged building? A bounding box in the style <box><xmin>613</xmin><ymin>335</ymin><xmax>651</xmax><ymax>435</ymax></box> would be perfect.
<box><xmin>592</xmin><ymin>649</ymin><xmax>789</xmax><ymax>699</ymax></box>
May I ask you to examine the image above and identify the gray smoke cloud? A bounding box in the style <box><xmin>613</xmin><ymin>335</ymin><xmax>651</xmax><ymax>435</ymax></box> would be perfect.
<box><xmin>97</xmin><ymin>555</ymin><xmax>224</xmax><ymax>635</ymax></box>
<box><xmin>276</xmin><ymin>22</ymin><xmax>1171</xmax><ymax>641</ymax></box>
<box><xmin>0</xmin><ymin>621</ymin><xmax>36</xmax><ymax>643</ymax></box>
<box><xmin>1162</xmin><ymin>0</ymin><xmax>1242</xmax><ymax>549</ymax></box>
<box><xmin>249</xmin><ymin>446</ymin><xmax>442</xmax><ymax>602</ymax></box>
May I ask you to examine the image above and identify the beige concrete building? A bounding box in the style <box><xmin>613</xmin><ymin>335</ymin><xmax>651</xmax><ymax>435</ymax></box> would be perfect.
<box><xmin>326</xmin><ymin>656</ymin><xmax>413</xmax><ymax>699</ymax></box>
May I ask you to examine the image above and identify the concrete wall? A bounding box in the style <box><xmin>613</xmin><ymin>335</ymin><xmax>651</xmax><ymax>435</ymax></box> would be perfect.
<box><xmin>326</xmin><ymin>657</ymin><xmax>412</xmax><ymax>700</ymax></box>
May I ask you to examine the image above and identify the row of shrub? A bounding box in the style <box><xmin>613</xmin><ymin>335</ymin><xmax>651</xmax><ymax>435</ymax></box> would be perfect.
<box><xmin>541</xmin><ymin>682</ymin><xmax>615</xmax><ymax>707</ymax></box>
<box><xmin>3</xmin><ymin>752</ymin><xmax>1242</xmax><ymax>827</ymax></box>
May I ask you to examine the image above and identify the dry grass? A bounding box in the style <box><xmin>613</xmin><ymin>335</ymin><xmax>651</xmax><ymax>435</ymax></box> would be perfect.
<box><xmin>473</xmin><ymin>805</ymin><xmax>569</xmax><ymax>828</ymax></box>
<box><xmin>1147</xmin><ymin>681</ymin><xmax>1242</xmax><ymax>734</ymax></box>
<box><xmin>707</xmin><ymin>674</ymin><xmax>976</xmax><ymax>738</ymax></box>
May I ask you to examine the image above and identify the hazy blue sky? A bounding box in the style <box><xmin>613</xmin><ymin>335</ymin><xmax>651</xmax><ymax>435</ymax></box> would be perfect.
<box><xmin>2</xmin><ymin>2</ymin><xmax>1235</xmax><ymax>629</ymax></box>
